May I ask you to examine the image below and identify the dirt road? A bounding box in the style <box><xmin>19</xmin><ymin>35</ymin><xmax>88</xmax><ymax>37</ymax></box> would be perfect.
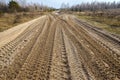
<box><xmin>0</xmin><ymin>13</ymin><xmax>120</xmax><ymax>80</ymax></box>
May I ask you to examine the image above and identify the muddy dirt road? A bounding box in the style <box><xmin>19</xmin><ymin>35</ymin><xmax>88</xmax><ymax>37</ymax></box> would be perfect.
<box><xmin>0</xmin><ymin>13</ymin><xmax>120</xmax><ymax>80</ymax></box>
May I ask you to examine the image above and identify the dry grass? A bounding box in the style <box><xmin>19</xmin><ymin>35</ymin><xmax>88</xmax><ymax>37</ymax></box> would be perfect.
<box><xmin>0</xmin><ymin>12</ymin><xmax>46</xmax><ymax>32</ymax></box>
<box><xmin>77</xmin><ymin>12</ymin><xmax>120</xmax><ymax>34</ymax></box>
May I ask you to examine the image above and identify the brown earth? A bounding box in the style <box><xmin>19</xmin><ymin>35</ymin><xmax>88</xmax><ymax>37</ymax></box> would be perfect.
<box><xmin>0</xmin><ymin>13</ymin><xmax>120</xmax><ymax>80</ymax></box>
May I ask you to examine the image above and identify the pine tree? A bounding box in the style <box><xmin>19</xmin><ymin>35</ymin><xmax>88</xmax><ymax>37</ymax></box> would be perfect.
<box><xmin>8</xmin><ymin>0</ymin><xmax>20</xmax><ymax>12</ymax></box>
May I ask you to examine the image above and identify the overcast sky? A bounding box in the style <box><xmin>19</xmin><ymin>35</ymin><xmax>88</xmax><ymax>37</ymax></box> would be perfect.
<box><xmin>27</xmin><ymin>0</ymin><xmax>120</xmax><ymax>8</ymax></box>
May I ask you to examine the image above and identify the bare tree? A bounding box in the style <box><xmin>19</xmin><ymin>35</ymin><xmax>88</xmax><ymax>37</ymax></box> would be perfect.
<box><xmin>60</xmin><ymin>3</ymin><xmax>70</xmax><ymax>11</ymax></box>
<box><xmin>18</xmin><ymin>0</ymin><xmax>26</xmax><ymax>8</ymax></box>
<box><xmin>70</xmin><ymin>1</ymin><xmax>120</xmax><ymax>12</ymax></box>
<box><xmin>0</xmin><ymin>0</ymin><xmax>8</xmax><ymax>12</ymax></box>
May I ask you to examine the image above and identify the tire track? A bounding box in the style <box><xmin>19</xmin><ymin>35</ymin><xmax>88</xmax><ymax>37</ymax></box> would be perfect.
<box><xmin>0</xmin><ymin>16</ymin><xmax>46</xmax><ymax>67</ymax></box>
<box><xmin>49</xmin><ymin>22</ymin><xmax>72</xmax><ymax>80</ymax></box>
<box><xmin>0</xmin><ymin>13</ymin><xmax>120</xmax><ymax>80</ymax></box>
<box><xmin>0</xmin><ymin>16</ymin><xmax>47</xmax><ymax>80</ymax></box>
<box><xmin>68</xmin><ymin>17</ymin><xmax>120</xmax><ymax>79</ymax></box>
<box><xmin>61</xmin><ymin>21</ymin><xmax>98</xmax><ymax>80</ymax></box>
<box><xmin>62</xmin><ymin>27</ymin><xmax>87</xmax><ymax>80</ymax></box>
<box><xmin>62</xmin><ymin>15</ymin><xmax>120</xmax><ymax>80</ymax></box>
<box><xmin>15</xmin><ymin>15</ymin><xmax>56</xmax><ymax>80</ymax></box>
<box><xmin>74</xmin><ymin>17</ymin><xmax>120</xmax><ymax>54</ymax></box>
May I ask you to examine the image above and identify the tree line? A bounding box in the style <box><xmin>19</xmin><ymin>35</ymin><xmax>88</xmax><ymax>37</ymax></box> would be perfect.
<box><xmin>61</xmin><ymin>1</ymin><xmax>120</xmax><ymax>12</ymax></box>
<box><xmin>0</xmin><ymin>0</ymin><xmax>54</xmax><ymax>13</ymax></box>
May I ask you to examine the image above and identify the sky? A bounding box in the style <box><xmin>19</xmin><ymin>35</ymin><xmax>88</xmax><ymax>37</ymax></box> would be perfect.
<box><xmin>27</xmin><ymin>0</ymin><xmax>120</xmax><ymax>8</ymax></box>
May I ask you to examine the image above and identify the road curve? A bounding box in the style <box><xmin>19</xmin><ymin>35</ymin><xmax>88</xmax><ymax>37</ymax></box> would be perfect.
<box><xmin>0</xmin><ymin>13</ymin><xmax>120</xmax><ymax>80</ymax></box>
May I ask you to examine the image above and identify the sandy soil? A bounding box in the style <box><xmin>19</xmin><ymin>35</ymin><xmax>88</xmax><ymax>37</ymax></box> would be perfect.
<box><xmin>0</xmin><ymin>13</ymin><xmax>120</xmax><ymax>80</ymax></box>
<box><xmin>0</xmin><ymin>16</ymin><xmax>46</xmax><ymax>48</ymax></box>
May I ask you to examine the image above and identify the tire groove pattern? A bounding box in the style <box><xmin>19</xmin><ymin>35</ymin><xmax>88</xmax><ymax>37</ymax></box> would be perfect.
<box><xmin>0</xmin><ymin>16</ymin><xmax>47</xmax><ymax>80</ymax></box>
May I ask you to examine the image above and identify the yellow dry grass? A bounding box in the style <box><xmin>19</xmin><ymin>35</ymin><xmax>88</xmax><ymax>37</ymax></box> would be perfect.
<box><xmin>0</xmin><ymin>12</ymin><xmax>45</xmax><ymax>32</ymax></box>
<box><xmin>78</xmin><ymin>15</ymin><xmax>120</xmax><ymax>34</ymax></box>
